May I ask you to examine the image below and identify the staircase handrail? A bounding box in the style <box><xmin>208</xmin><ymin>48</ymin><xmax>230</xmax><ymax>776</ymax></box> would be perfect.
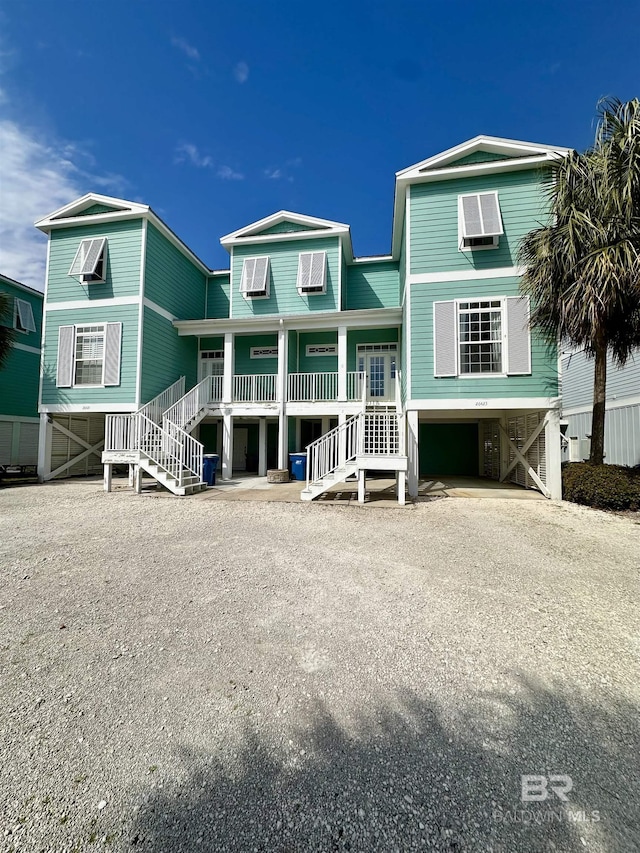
<box><xmin>305</xmin><ymin>413</ymin><xmax>362</xmax><ymax>490</ymax></box>
<box><xmin>137</xmin><ymin>376</ymin><xmax>186</xmax><ymax>424</ymax></box>
<box><xmin>163</xmin><ymin>375</ymin><xmax>214</xmax><ymax>432</ymax></box>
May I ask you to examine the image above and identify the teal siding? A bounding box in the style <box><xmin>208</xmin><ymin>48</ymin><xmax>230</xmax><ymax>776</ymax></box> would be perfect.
<box><xmin>47</xmin><ymin>220</ymin><xmax>143</xmax><ymax>302</ymax></box>
<box><xmin>206</xmin><ymin>274</ymin><xmax>230</xmax><ymax>319</ymax></box>
<box><xmin>410</xmin><ymin>277</ymin><xmax>558</xmax><ymax>399</ymax></box>
<box><xmin>200</xmin><ymin>336</ymin><xmax>224</xmax><ymax>351</ymax></box>
<box><xmin>347</xmin><ymin>328</ymin><xmax>399</xmax><ymax>371</ymax></box>
<box><xmin>231</xmin><ymin>237</ymin><xmax>340</xmax><ymax>317</ymax></box>
<box><xmin>297</xmin><ymin>331</ymin><xmax>338</xmax><ymax>373</ymax></box>
<box><xmin>140</xmin><ymin>307</ymin><xmax>198</xmax><ymax>403</ymax></box>
<box><xmin>409</xmin><ymin>168</ymin><xmax>551</xmax><ymax>275</ymax></box>
<box><xmin>145</xmin><ymin>223</ymin><xmax>206</xmax><ymax>320</ymax></box>
<box><xmin>41</xmin><ymin>304</ymin><xmax>139</xmax><ymax>406</ymax></box>
<box><xmin>76</xmin><ymin>203</ymin><xmax>121</xmax><ymax>216</ymax></box>
<box><xmin>345</xmin><ymin>261</ymin><xmax>399</xmax><ymax>310</ymax></box>
<box><xmin>449</xmin><ymin>151</ymin><xmax>511</xmax><ymax>166</ymax></box>
<box><xmin>234</xmin><ymin>334</ymin><xmax>278</xmax><ymax>375</ymax></box>
<box><xmin>257</xmin><ymin>221</ymin><xmax>317</xmax><ymax>235</ymax></box>
<box><xmin>0</xmin><ymin>278</ymin><xmax>44</xmax><ymax>418</ymax></box>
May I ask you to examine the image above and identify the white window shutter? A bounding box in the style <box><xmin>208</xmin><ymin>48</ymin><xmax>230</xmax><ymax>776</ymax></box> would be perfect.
<box><xmin>253</xmin><ymin>257</ymin><xmax>269</xmax><ymax>292</ymax></box>
<box><xmin>433</xmin><ymin>301</ymin><xmax>457</xmax><ymax>377</ymax></box>
<box><xmin>56</xmin><ymin>325</ymin><xmax>75</xmax><ymax>387</ymax></box>
<box><xmin>310</xmin><ymin>252</ymin><xmax>326</xmax><ymax>290</ymax></box>
<box><xmin>297</xmin><ymin>252</ymin><xmax>312</xmax><ymax>290</ymax></box>
<box><xmin>16</xmin><ymin>298</ymin><xmax>36</xmax><ymax>332</ymax></box>
<box><xmin>460</xmin><ymin>195</ymin><xmax>482</xmax><ymax>238</ymax></box>
<box><xmin>241</xmin><ymin>258</ymin><xmax>256</xmax><ymax>292</ymax></box>
<box><xmin>506</xmin><ymin>296</ymin><xmax>531</xmax><ymax>375</ymax></box>
<box><xmin>103</xmin><ymin>322</ymin><xmax>122</xmax><ymax>386</ymax></box>
<box><xmin>479</xmin><ymin>193</ymin><xmax>503</xmax><ymax>236</ymax></box>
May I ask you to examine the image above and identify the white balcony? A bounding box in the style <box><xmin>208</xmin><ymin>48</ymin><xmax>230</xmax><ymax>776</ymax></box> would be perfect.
<box><xmin>232</xmin><ymin>373</ymin><xmax>278</xmax><ymax>403</ymax></box>
<box><xmin>288</xmin><ymin>371</ymin><xmax>365</xmax><ymax>402</ymax></box>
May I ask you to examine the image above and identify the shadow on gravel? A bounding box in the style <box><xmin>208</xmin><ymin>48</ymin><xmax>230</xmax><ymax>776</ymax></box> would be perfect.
<box><xmin>129</xmin><ymin>677</ymin><xmax>639</xmax><ymax>852</ymax></box>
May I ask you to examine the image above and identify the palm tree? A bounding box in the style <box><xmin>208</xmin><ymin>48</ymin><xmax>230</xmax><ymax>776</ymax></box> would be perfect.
<box><xmin>0</xmin><ymin>290</ymin><xmax>15</xmax><ymax>369</ymax></box>
<box><xmin>519</xmin><ymin>97</ymin><xmax>640</xmax><ymax>465</ymax></box>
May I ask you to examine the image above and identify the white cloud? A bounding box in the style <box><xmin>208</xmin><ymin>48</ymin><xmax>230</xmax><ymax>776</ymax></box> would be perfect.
<box><xmin>263</xmin><ymin>168</ymin><xmax>282</xmax><ymax>180</ymax></box>
<box><xmin>174</xmin><ymin>142</ymin><xmax>213</xmax><ymax>168</ymax></box>
<box><xmin>0</xmin><ymin>120</ymin><xmax>125</xmax><ymax>291</ymax></box>
<box><xmin>217</xmin><ymin>165</ymin><xmax>244</xmax><ymax>181</ymax></box>
<box><xmin>171</xmin><ymin>37</ymin><xmax>200</xmax><ymax>61</ymax></box>
<box><xmin>233</xmin><ymin>61</ymin><xmax>249</xmax><ymax>83</ymax></box>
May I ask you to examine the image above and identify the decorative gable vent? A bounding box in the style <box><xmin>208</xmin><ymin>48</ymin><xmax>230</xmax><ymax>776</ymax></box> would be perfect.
<box><xmin>240</xmin><ymin>257</ymin><xmax>270</xmax><ymax>297</ymax></box>
<box><xmin>68</xmin><ymin>237</ymin><xmax>107</xmax><ymax>283</ymax></box>
<box><xmin>458</xmin><ymin>192</ymin><xmax>503</xmax><ymax>249</ymax></box>
<box><xmin>297</xmin><ymin>251</ymin><xmax>326</xmax><ymax>295</ymax></box>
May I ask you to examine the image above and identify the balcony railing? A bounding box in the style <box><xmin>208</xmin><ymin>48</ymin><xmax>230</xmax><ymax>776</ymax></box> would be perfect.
<box><xmin>233</xmin><ymin>373</ymin><xmax>278</xmax><ymax>403</ymax></box>
<box><xmin>288</xmin><ymin>371</ymin><xmax>365</xmax><ymax>402</ymax></box>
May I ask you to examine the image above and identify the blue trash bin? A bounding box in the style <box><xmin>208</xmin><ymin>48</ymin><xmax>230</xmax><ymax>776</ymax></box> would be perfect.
<box><xmin>203</xmin><ymin>453</ymin><xmax>219</xmax><ymax>486</ymax></box>
<box><xmin>289</xmin><ymin>452</ymin><xmax>307</xmax><ymax>481</ymax></box>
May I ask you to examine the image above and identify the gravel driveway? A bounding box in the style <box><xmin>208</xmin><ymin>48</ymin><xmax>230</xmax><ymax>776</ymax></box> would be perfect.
<box><xmin>1</xmin><ymin>480</ymin><xmax>639</xmax><ymax>852</ymax></box>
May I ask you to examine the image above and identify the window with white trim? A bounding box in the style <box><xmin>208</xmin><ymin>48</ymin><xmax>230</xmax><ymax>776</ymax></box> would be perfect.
<box><xmin>432</xmin><ymin>296</ymin><xmax>531</xmax><ymax>378</ymax></box>
<box><xmin>240</xmin><ymin>257</ymin><xmax>270</xmax><ymax>297</ymax></box>
<box><xmin>74</xmin><ymin>325</ymin><xmax>106</xmax><ymax>385</ymax></box>
<box><xmin>458</xmin><ymin>192</ymin><xmax>503</xmax><ymax>250</ymax></box>
<box><xmin>297</xmin><ymin>251</ymin><xmax>326</xmax><ymax>294</ymax></box>
<box><xmin>55</xmin><ymin>322</ymin><xmax>122</xmax><ymax>388</ymax></box>
<box><xmin>14</xmin><ymin>298</ymin><xmax>36</xmax><ymax>333</ymax></box>
<box><xmin>458</xmin><ymin>300</ymin><xmax>503</xmax><ymax>374</ymax></box>
<box><xmin>68</xmin><ymin>238</ymin><xmax>107</xmax><ymax>283</ymax></box>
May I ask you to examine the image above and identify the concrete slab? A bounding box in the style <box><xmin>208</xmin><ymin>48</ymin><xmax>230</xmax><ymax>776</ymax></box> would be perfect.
<box><xmin>418</xmin><ymin>475</ymin><xmax>545</xmax><ymax>500</ymax></box>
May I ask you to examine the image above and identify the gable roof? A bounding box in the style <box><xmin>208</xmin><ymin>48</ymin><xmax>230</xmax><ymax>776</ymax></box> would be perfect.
<box><xmin>390</xmin><ymin>135</ymin><xmax>572</xmax><ymax>260</ymax></box>
<box><xmin>220</xmin><ymin>210</ymin><xmax>351</xmax><ymax>249</ymax></box>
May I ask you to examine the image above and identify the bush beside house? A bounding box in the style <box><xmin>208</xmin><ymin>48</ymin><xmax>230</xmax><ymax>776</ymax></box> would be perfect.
<box><xmin>562</xmin><ymin>462</ymin><xmax>640</xmax><ymax>511</ymax></box>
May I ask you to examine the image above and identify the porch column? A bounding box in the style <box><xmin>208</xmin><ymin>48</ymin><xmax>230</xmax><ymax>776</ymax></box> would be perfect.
<box><xmin>545</xmin><ymin>407</ymin><xmax>562</xmax><ymax>500</ymax></box>
<box><xmin>103</xmin><ymin>464</ymin><xmax>112</xmax><ymax>493</ymax></box>
<box><xmin>357</xmin><ymin>469</ymin><xmax>366</xmax><ymax>503</ymax></box>
<box><xmin>134</xmin><ymin>465</ymin><xmax>142</xmax><ymax>494</ymax></box>
<box><xmin>222</xmin><ymin>332</ymin><xmax>233</xmax><ymax>404</ymax></box>
<box><xmin>221</xmin><ymin>412</ymin><xmax>233</xmax><ymax>479</ymax></box>
<box><xmin>407</xmin><ymin>410</ymin><xmax>419</xmax><ymax>498</ymax></box>
<box><xmin>396</xmin><ymin>471</ymin><xmax>406</xmax><ymax>506</ymax></box>
<box><xmin>278</xmin><ymin>413</ymin><xmax>288</xmax><ymax>469</ymax></box>
<box><xmin>258</xmin><ymin>418</ymin><xmax>267</xmax><ymax>476</ymax></box>
<box><xmin>37</xmin><ymin>413</ymin><xmax>52</xmax><ymax>483</ymax></box>
<box><xmin>321</xmin><ymin>416</ymin><xmax>331</xmax><ymax>436</ymax></box>
<box><xmin>337</xmin><ymin>325</ymin><xmax>347</xmax><ymax>402</ymax></box>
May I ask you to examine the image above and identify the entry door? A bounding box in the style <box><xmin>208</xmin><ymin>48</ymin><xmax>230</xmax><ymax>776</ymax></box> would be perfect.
<box><xmin>233</xmin><ymin>427</ymin><xmax>249</xmax><ymax>471</ymax></box>
<box><xmin>199</xmin><ymin>351</ymin><xmax>224</xmax><ymax>382</ymax></box>
<box><xmin>359</xmin><ymin>347</ymin><xmax>397</xmax><ymax>402</ymax></box>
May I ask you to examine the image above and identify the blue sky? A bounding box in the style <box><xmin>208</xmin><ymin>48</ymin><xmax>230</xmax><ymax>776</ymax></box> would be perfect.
<box><xmin>1</xmin><ymin>0</ymin><xmax>638</xmax><ymax>289</ymax></box>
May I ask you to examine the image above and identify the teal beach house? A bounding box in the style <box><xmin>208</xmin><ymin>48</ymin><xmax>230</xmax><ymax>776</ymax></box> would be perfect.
<box><xmin>34</xmin><ymin>136</ymin><xmax>568</xmax><ymax>501</ymax></box>
<box><xmin>0</xmin><ymin>273</ymin><xmax>43</xmax><ymax>472</ymax></box>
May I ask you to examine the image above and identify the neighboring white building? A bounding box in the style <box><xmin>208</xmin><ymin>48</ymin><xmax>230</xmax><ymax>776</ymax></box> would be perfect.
<box><xmin>561</xmin><ymin>348</ymin><xmax>640</xmax><ymax>466</ymax></box>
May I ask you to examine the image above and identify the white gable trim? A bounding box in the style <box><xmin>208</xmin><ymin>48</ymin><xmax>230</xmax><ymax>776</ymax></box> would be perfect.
<box><xmin>36</xmin><ymin>193</ymin><xmax>149</xmax><ymax>225</ymax></box>
<box><xmin>220</xmin><ymin>209</ymin><xmax>350</xmax><ymax>246</ymax></box>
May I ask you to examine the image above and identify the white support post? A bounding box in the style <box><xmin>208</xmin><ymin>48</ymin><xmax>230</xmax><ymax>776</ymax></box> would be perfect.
<box><xmin>258</xmin><ymin>418</ymin><xmax>267</xmax><ymax>476</ymax></box>
<box><xmin>134</xmin><ymin>465</ymin><xmax>142</xmax><ymax>494</ymax></box>
<box><xmin>337</xmin><ymin>325</ymin><xmax>347</xmax><ymax>402</ymax></box>
<box><xmin>278</xmin><ymin>412</ymin><xmax>287</xmax><ymax>469</ymax></box>
<box><xmin>357</xmin><ymin>469</ymin><xmax>366</xmax><ymax>503</ymax></box>
<box><xmin>397</xmin><ymin>471</ymin><xmax>406</xmax><ymax>506</ymax></box>
<box><xmin>545</xmin><ymin>407</ymin><xmax>562</xmax><ymax>500</ymax></box>
<box><xmin>103</xmin><ymin>464</ymin><xmax>112</xmax><ymax>493</ymax></box>
<box><xmin>37</xmin><ymin>413</ymin><xmax>52</xmax><ymax>483</ymax></box>
<box><xmin>221</xmin><ymin>412</ymin><xmax>233</xmax><ymax>479</ymax></box>
<box><xmin>222</xmin><ymin>332</ymin><xmax>233</xmax><ymax>404</ymax></box>
<box><xmin>128</xmin><ymin>464</ymin><xmax>135</xmax><ymax>488</ymax></box>
<box><xmin>407</xmin><ymin>410</ymin><xmax>419</xmax><ymax>498</ymax></box>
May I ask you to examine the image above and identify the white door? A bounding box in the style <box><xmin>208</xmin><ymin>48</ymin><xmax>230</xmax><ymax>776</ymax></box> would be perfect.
<box><xmin>233</xmin><ymin>427</ymin><xmax>248</xmax><ymax>471</ymax></box>
<box><xmin>358</xmin><ymin>346</ymin><xmax>397</xmax><ymax>402</ymax></box>
<box><xmin>199</xmin><ymin>351</ymin><xmax>224</xmax><ymax>382</ymax></box>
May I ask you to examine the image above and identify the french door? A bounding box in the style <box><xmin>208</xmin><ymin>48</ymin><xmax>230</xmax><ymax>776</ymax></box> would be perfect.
<box><xmin>357</xmin><ymin>344</ymin><xmax>397</xmax><ymax>402</ymax></box>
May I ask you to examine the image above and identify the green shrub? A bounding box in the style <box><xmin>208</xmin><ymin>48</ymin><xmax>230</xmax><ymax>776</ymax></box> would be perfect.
<box><xmin>562</xmin><ymin>462</ymin><xmax>640</xmax><ymax>511</ymax></box>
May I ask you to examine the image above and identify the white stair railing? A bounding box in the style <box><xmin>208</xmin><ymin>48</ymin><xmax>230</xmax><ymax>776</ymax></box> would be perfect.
<box><xmin>306</xmin><ymin>415</ymin><xmax>360</xmax><ymax>489</ymax></box>
<box><xmin>163</xmin><ymin>374</ymin><xmax>222</xmax><ymax>432</ymax></box>
<box><xmin>138</xmin><ymin>376</ymin><xmax>186</xmax><ymax>424</ymax></box>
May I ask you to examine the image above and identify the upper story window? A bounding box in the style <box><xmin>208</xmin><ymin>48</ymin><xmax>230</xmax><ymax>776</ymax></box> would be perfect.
<box><xmin>458</xmin><ymin>192</ymin><xmax>503</xmax><ymax>251</ymax></box>
<box><xmin>14</xmin><ymin>298</ymin><xmax>36</xmax><ymax>333</ymax></box>
<box><xmin>56</xmin><ymin>322</ymin><xmax>122</xmax><ymax>388</ymax></box>
<box><xmin>297</xmin><ymin>251</ymin><xmax>326</xmax><ymax>295</ymax></box>
<box><xmin>240</xmin><ymin>257</ymin><xmax>270</xmax><ymax>298</ymax></box>
<box><xmin>68</xmin><ymin>237</ymin><xmax>108</xmax><ymax>283</ymax></box>
<box><xmin>458</xmin><ymin>300</ymin><xmax>503</xmax><ymax>374</ymax></box>
<box><xmin>433</xmin><ymin>296</ymin><xmax>531</xmax><ymax>378</ymax></box>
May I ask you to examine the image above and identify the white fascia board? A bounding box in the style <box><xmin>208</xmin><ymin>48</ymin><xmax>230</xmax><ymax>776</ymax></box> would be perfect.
<box><xmin>0</xmin><ymin>274</ymin><xmax>45</xmax><ymax>298</ymax></box>
<box><xmin>396</xmin><ymin>136</ymin><xmax>572</xmax><ymax>177</ymax></box>
<box><xmin>351</xmin><ymin>255</ymin><xmax>394</xmax><ymax>264</ymax></box>
<box><xmin>405</xmin><ymin>397</ymin><xmax>560</xmax><ymax>412</ymax></box>
<box><xmin>219</xmin><ymin>209</ymin><xmax>351</xmax><ymax>244</ymax></box>
<box><xmin>35</xmin><ymin>193</ymin><xmax>149</xmax><ymax>228</ymax></box>
<box><xmin>45</xmin><ymin>295</ymin><xmax>140</xmax><ymax>311</ymax></box>
<box><xmin>408</xmin><ymin>266</ymin><xmax>524</xmax><ymax>285</ymax></box>
<box><xmin>174</xmin><ymin>307</ymin><xmax>402</xmax><ymax>337</ymax></box>
<box><xmin>397</xmin><ymin>154</ymin><xmax>563</xmax><ymax>187</ymax></box>
<box><xmin>39</xmin><ymin>402</ymin><xmax>137</xmax><ymax>414</ymax></box>
<box><xmin>221</xmin><ymin>226</ymin><xmax>351</xmax><ymax>249</ymax></box>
